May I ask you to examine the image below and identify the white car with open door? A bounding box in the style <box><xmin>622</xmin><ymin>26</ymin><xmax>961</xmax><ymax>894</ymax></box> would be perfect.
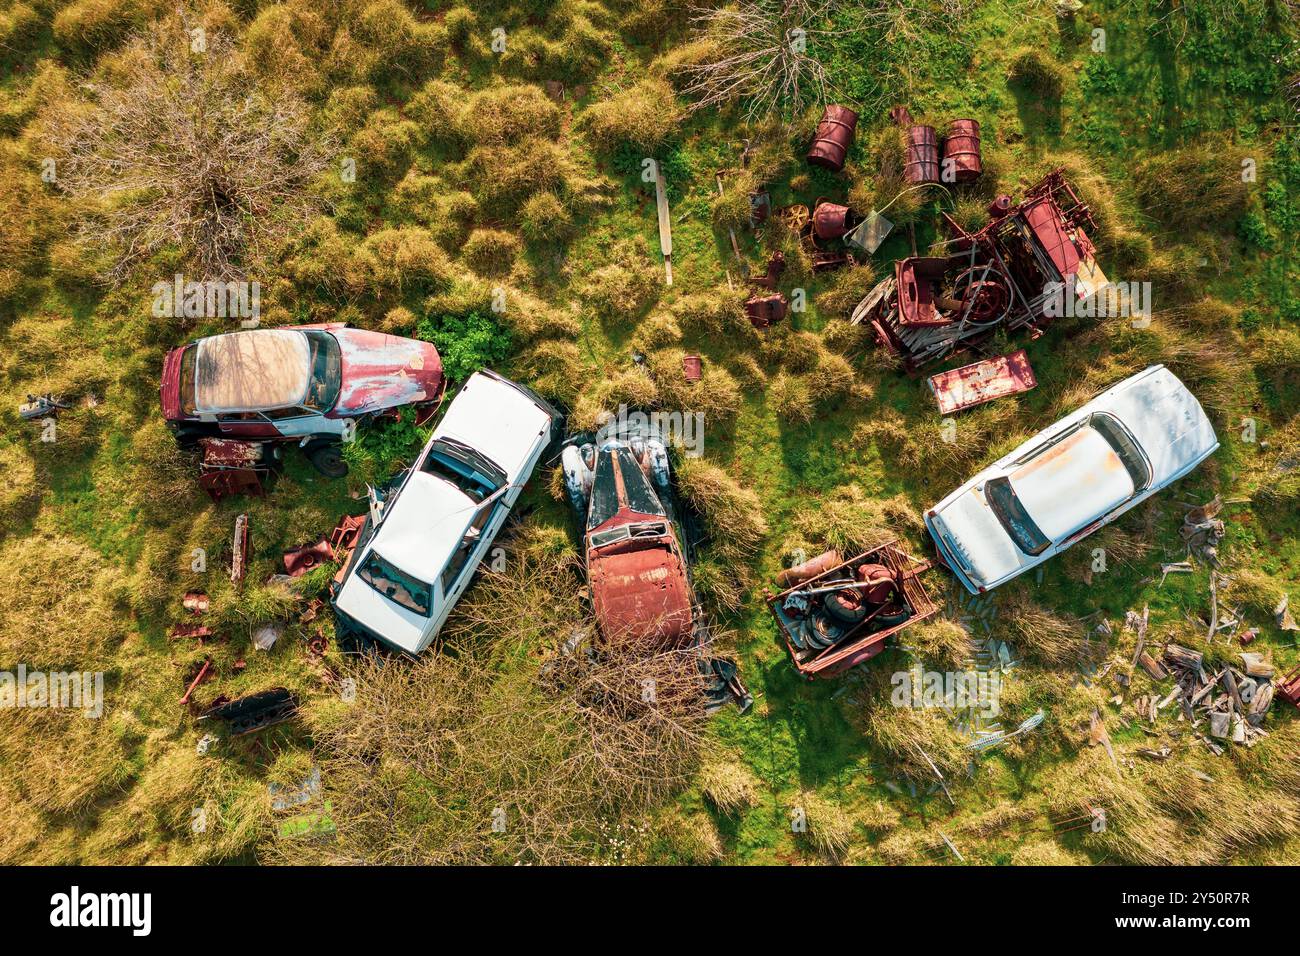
<box><xmin>331</xmin><ymin>370</ymin><xmax>558</xmax><ymax>654</ymax></box>
<box><xmin>925</xmin><ymin>365</ymin><xmax>1218</xmax><ymax>594</ymax></box>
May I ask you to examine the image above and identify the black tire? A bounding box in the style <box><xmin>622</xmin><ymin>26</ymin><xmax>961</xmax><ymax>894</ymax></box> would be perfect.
<box><xmin>824</xmin><ymin>588</ymin><xmax>869</xmax><ymax>625</ymax></box>
<box><xmin>305</xmin><ymin>440</ymin><xmax>348</xmax><ymax>478</ymax></box>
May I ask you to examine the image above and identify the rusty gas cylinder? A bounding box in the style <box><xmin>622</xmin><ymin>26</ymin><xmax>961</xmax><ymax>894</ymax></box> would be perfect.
<box><xmin>776</xmin><ymin>549</ymin><xmax>843</xmax><ymax>588</ymax></box>
<box><xmin>904</xmin><ymin>125</ymin><xmax>940</xmax><ymax>184</ymax></box>
<box><xmin>807</xmin><ymin>105</ymin><xmax>858</xmax><ymax>172</ymax></box>
<box><xmin>942</xmin><ymin>119</ymin><xmax>982</xmax><ymax>183</ymax></box>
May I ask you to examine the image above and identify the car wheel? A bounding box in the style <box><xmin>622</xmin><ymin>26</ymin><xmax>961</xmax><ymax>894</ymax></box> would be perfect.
<box><xmin>305</xmin><ymin>440</ymin><xmax>348</xmax><ymax>478</ymax></box>
<box><xmin>824</xmin><ymin>588</ymin><xmax>869</xmax><ymax>625</ymax></box>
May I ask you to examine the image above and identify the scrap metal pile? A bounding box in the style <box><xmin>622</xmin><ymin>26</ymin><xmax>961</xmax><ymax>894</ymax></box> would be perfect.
<box><xmin>766</xmin><ymin>543</ymin><xmax>939</xmax><ymax>679</ymax></box>
<box><xmin>1155</xmin><ymin>642</ymin><xmax>1287</xmax><ymax>756</ymax></box>
<box><xmin>854</xmin><ymin>169</ymin><xmax>1107</xmax><ymax>370</ymax></box>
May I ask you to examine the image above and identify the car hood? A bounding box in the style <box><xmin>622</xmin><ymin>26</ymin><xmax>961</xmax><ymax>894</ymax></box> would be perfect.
<box><xmin>588</xmin><ymin>536</ymin><xmax>694</xmax><ymax>648</ymax></box>
<box><xmin>932</xmin><ymin>486</ymin><xmax>1029</xmax><ymax>589</ymax></box>
<box><xmin>333</xmin><ymin>328</ymin><xmax>443</xmax><ymax>416</ymax></box>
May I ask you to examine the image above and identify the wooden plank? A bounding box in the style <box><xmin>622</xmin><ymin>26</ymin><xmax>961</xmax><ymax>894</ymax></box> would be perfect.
<box><xmin>928</xmin><ymin>349</ymin><xmax>1037</xmax><ymax>414</ymax></box>
<box><xmin>655</xmin><ymin>167</ymin><xmax>673</xmax><ymax>286</ymax></box>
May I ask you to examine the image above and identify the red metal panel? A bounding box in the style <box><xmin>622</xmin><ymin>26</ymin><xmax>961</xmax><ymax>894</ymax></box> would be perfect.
<box><xmin>928</xmin><ymin>349</ymin><xmax>1037</xmax><ymax>414</ymax></box>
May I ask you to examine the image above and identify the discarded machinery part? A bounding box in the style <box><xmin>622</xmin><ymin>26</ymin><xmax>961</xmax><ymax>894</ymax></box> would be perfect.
<box><xmin>1276</xmin><ymin>665</ymin><xmax>1300</xmax><ymax>708</ymax></box>
<box><xmin>776</xmin><ymin>549</ymin><xmax>843</xmax><ymax>588</ymax></box>
<box><xmin>855</xmin><ymin>562</ymin><xmax>897</xmax><ymax>604</ymax></box>
<box><xmin>19</xmin><ymin>393</ymin><xmax>71</xmax><ymax>420</ymax></box>
<box><xmin>807</xmin><ymin>104</ymin><xmax>858</xmax><ymax>172</ymax></box>
<box><xmin>1276</xmin><ymin>593</ymin><xmax>1299</xmax><ymax>632</ymax></box>
<box><xmin>904</xmin><ymin>125</ymin><xmax>940</xmax><ymax>185</ymax></box>
<box><xmin>928</xmin><ymin>349</ymin><xmax>1037</xmax><ymax>415</ymax></box>
<box><xmin>230</xmin><ymin>513</ymin><xmax>250</xmax><ymax>584</ymax></box>
<box><xmin>749</xmin><ymin>251</ymin><xmax>787</xmax><ymax>290</ymax></box>
<box><xmin>987</xmin><ymin>194</ymin><xmax>1012</xmax><ymax>219</ymax></box>
<box><xmin>198</xmin><ymin>438</ymin><xmax>278</xmax><ymax>501</ymax></box>
<box><xmin>329</xmin><ymin>513</ymin><xmax>367</xmax><ymax>557</ymax></box>
<box><xmin>942</xmin><ymin>119</ymin><xmax>982</xmax><ymax>182</ymax></box>
<box><xmin>682</xmin><ymin>353</ymin><xmax>703</xmax><ymax>382</ymax></box>
<box><xmin>655</xmin><ymin>165</ymin><xmax>673</xmax><ymax>286</ymax></box>
<box><xmin>951</xmin><ymin>264</ymin><xmax>1013</xmax><ymax>326</ymax></box>
<box><xmin>812</xmin><ymin>200</ymin><xmax>857</xmax><ymax>241</ymax></box>
<box><xmin>170</xmin><ymin>623</ymin><xmax>213</xmax><ymax>642</ymax></box>
<box><xmin>851</xmin><ymin>276</ymin><xmax>896</xmax><ymax>326</ymax></box>
<box><xmin>778</xmin><ymin>203</ymin><xmax>811</xmax><ymax>235</ymax></box>
<box><xmin>183</xmin><ymin>590</ymin><xmax>210</xmax><ymax>614</ymax></box>
<box><xmin>284</xmin><ymin>538</ymin><xmax>334</xmax><ymax>577</ymax></box>
<box><xmin>749</xmin><ymin>191</ymin><xmax>771</xmax><ymax>227</ymax></box>
<box><xmin>201</xmin><ymin>687</ymin><xmax>299</xmax><ymax>736</ymax></box>
<box><xmin>180</xmin><ymin>658</ymin><xmax>214</xmax><ymax>705</ymax></box>
<box><xmin>824</xmin><ymin>588</ymin><xmax>870</xmax><ymax>625</ymax></box>
<box><xmin>745</xmin><ymin>292</ymin><xmax>788</xmax><ymax>329</ymax></box>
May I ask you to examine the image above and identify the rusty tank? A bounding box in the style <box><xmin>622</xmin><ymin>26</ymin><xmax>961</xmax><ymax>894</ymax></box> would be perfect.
<box><xmin>776</xmin><ymin>549</ymin><xmax>843</xmax><ymax>588</ymax></box>
<box><xmin>812</xmin><ymin>201</ymin><xmax>855</xmax><ymax>241</ymax></box>
<box><xmin>942</xmin><ymin>119</ymin><xmax>982</xmax><ymax>183</ymax></box>
<box><xmin>904</xmin><ymin>125</ymin><xmax>940</xmax><ymax>184</ymax></box>
<box><xmin>807</xmin><ymin>105</ymin><xmax>858</xmax><ymax>172</ymax></box>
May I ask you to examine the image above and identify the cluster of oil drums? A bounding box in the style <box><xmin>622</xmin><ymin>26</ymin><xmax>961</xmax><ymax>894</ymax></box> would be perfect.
<box><xmin>905</xmin><ymin>119</ymin><xmax>982</xmax><ymax>185</ymax></box>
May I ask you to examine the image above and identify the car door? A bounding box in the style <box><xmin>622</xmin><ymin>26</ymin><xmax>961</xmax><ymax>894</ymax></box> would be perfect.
<box><xmin>262</xmin><ymin>405</ymin><xmax>330</xmax><ymax>439</ymax></box>
<box><xmin>217</xmin><ymin>412</ymin><xmax>278</xmax><ymax>438</ymax></box>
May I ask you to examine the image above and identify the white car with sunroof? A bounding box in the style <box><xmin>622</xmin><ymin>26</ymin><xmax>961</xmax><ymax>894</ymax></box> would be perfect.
<box><xmin>925</xmin><ymin>365</ymin><xmax>1218</xmax><ymax>594</ymax></box>
<box><xmin>331</xmin><ymin>370</ymin><xmax>558</xmax><ymax>654</ymax></box>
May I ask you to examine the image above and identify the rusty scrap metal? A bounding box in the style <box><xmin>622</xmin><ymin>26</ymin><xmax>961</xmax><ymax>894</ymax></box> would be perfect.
<box><xmin>806</xmin><ymin>104</ymin><xmax>858</xmax><ymax>173</ymax></box>
<box><xmin>284</xmin><ymin>537</ymin><xmax>334</xmax><ymax>577</ymax></box>
<box><xmin>201</xmin><ymin>687</ymin><xmax>298</xmax><ymax>736</ymax></box>
<box><xmin>183</xmin><ymin>590</ymin><xmax>210</xmax><ymax>614</ymax></box>
<box><xmin>928</xmin><ymin>350</ymin><xmax>1037</xmax><ymax>414</ymax></box>
<box><xmin>942</xmin><ymin>119</ymin><xmax>982</xmax><ymax>183</ymax></box>
<box><xmin>744</xmin><ymin>292</ymin><xmax>788</xmax><ymax>329</ymax></box>
<box><xmin>180</xmin><ymin>658</ymin><xmax>214</xmax><ymax>705</ymax></box>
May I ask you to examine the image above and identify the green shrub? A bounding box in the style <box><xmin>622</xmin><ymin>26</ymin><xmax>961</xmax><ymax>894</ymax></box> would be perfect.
<box><xmin>416</xmin><ymin>310</ymin><xmax>513</xmax><ymax>382</ymax></box>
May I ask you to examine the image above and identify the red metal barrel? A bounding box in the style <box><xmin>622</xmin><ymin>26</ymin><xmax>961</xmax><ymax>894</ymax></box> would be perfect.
<box><xmin>812</xmin><ymin>201</ymin><xmax>852</xmax><ymax>241</ymax></box>
<box><xmin>987</xmin><ymin>194</ymin><xmax>1012</xmax><ymax>218</ymax></box>
<box><xmin>942</xmin><ymin>119</ymin><xmax>982</xmax><ymax>183</ymax></box>
<box><xmin>807</xmin><ymin>105</ymin><xmax>858</xmax><ymax>172</ymax></box>
<box><xmin>776</xmin><ymin>549</ymin><xmax>842</xmax><ymax>588</ymax></box>
<box><xmin>682</xmin><ymin>353</ymin><xmax>702</xmax><ymax>382</ymax></box>
<box><xmin>904</xmin><ymin>125</ymin><xmax>940</xmax><ymax>184</ymax></box>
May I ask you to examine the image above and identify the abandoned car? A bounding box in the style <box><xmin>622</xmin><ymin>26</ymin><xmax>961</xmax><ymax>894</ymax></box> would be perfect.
<box><xmin>160</xmin><ymin>324</ymin><xmax>444</xmax><ymax>476</ymax></box>
<box><xmin>331</xmin><ymin>370</ymin><xmax>558</xmax><ymax>654</ymax></box>
<box><xmin>926</xmin><ymin>365</ymin><xmax>1219</xmax><ymax>594</ymax></box>
<box><xmin>562</xmin><ymin>425</ymin><xmax>751</xmax><ymax>711</ymax></box>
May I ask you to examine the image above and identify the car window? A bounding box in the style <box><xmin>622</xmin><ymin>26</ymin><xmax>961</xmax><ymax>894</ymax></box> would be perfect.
<box><xmin>357</xmin><ymin>551</ymin><xmax>432</xmax><ymax>616</ymax></box>
<box><xmin>263</xmin><ymin>406</ymin><xmax>310</xmax><ymax>420</ymax></box>
<box><xmin>441</xmin><ymin>502</ymin><xmax>498</xmax><ymax>592</ymax></box>
<box><xmin>1088</xmin><ymin>412</ymin><xmax>1151</xmax><ymax>492</ymax></box>
<box><xmin>180</xmin><ymin>346</ymin><xmax>198</xmax><ymax>415</ymax></box>
<box><xmin>422</xmin><ymin>444</ymin><xmax>502</xmax><ymax>503</ymax></box>
<box><xmin>984</xmin><ymin>477</ymin><xmax>1051</xmax><ymax>556</ymax></box>
<box><xmin>303</xmin><ymin>331</ymin><xmax>342</xmax><ymax>411</ymax></box>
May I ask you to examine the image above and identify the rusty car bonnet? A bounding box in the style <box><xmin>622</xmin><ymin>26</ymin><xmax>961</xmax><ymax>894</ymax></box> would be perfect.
<box><xmin>331</xmin><ymin>328</ymin><xmax>443</xmax><ymax>416</ymax></box>
<box><xmin>586</xmin><ymin>442</ymin><xmax>694</xmax><ymax>647</ymax></box>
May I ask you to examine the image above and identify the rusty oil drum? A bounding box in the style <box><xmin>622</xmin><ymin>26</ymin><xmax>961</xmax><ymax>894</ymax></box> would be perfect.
<box><xmin>904</xmin><ymin>125</ymin><xmax>940</xmax><ymax>184</ymax></box>
<box><xmin>942</xmin><ymin>118</ymin><xmax>982</xmax><ymax>183</ymax></box>
<box><xmin>807</xmin><ymin>105</ymin><xmax>858</xmax><ymax>173</ymax></box>
<box><xmin>812</xmin><ymin>201</ymin><xmax>853</xmax><ymax>241</ymax></box>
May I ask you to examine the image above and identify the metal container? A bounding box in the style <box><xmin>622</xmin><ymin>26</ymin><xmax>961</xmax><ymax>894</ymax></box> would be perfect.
<box><xmin>682</xmin><ymin>353</ymin><xmax>702</xmax><ymax>382</ymax></box>
<box><xmin>986</xmin><ymin>194</ymin><xmax>1012</xmax><ymax>219</ymax></box>
<box><xmin>807</xmin><ymin>105</ymin><xmax>858</xmax><ymax>172</ymax></box>
<box><xmin>904</xmin><ymin>125</ymin><xmax>940</xmax><ymax>184</ymax></box>
<box><xmin>745</xmin><ymin>293</ymin><xmax>788</xmax><ymax>330</ymax></box>
<box><xmin>812</xmin><ymin>201</ymin><xmax>853</xmax><ymax>241</ymax></box>
<box><xmin>776</xmin><ymin>549</ymin><xmax>842</xmax><ymax>588</ymax></box>
<box><xmin>942</xmin><ymin>119</ymin><xmax>982</xmax><ymax>182</ymax></box>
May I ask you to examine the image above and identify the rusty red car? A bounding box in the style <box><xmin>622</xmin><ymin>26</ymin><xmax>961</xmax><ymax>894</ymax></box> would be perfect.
<box><xmin>561</xmin><ymin>423</ymin><xmax>751</xmax><ymax>712</ymax></box>
<box><xmin>160</xmin><ymin>323</ymin><xmax>443</xmax><ymax>477</ymax></box>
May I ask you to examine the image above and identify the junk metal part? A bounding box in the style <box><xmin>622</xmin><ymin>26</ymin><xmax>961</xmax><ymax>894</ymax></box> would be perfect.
<box><xmin>806</xmin><ymin>104</ymin><xmax>858</xmax><ymax>172</ymax></box>
<box><xmin>284</xmin><ymin>537</ymin><xmax>334</xmax><ymax>577</ymax></box>
<box><xmin>230</xmin><ymin>513</ymin><xmax>250</xmax><ymax>584</ymax></box>
<box><xmin>745</xmin><ymin>292</ymin><xmax>788</xmax><ymax>329</ymax></box>
<box><xmin>682</xmin><ymin>354</ymin><xmax>703</xmax><ymax>382</ymax></box>
<box><xmin>180</xmin><ymin>657</ymin><xmax>213</xmax><ymax>705</ymax></box>
<box><xmin>749</xmin><ymin>191</ymin><xmax>771</xmax><ymax>227</ymax></box>
<box><xmin>183</xmin><ymin>590</ymin><xmax>210</xmax><ymax>614</ymax></box>
<box><xmin>749</xmin><ymin>251</ymin><xmax>786</xmax><ymax>291</ymax></box>
<box><xmin>776</xmin><ymin>549</ymin><xmax>843</xmax><ymax>588</ymax></box>
<box><xmin>19</xmin><ymin>393</ymin><xmax>71</xmax><ymax>420</ymax></box>
<box><xmin>655</xmin><ymin>165</ymin><xmax>673</xmax><ymax>286</ymax></box>
<box><xmin>928</xmin><ymin>349</ymin><xmax>1037</xmax><ymax>414</ymax></box>
<box><xmin>904</xmin><ymin>125</ymin><xmax>940</xmax><ymax>185</ymax></box>
<box><xmin>812</xmin><ymin>200</ymin><xmax>858</xmax><ymax>241</ymax></box>
<box><xmin>201</xmin><ymin>687</ymin><xmax>299</xmax><ymax>736</ymax></box>
<box><xmin>941</xmin><ymin>119</ymin><xmax>982</xmax><ymax>182</ymax></box>
<box><xmin>197</xmin><ymin>438</ymin><xmax>279</xmax><ymax>501</ymax></box>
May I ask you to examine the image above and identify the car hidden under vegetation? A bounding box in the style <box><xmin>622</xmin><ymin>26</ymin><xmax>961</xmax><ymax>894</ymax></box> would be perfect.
<box><xmin>159</xmin><ymin>323</ymin><xmax>445</xmax><ymax>477</ymax></box>
<box><xmin>925</xmin><ymin>364</ymin><xmax>1220</xmax><ymax>594</ymax></box>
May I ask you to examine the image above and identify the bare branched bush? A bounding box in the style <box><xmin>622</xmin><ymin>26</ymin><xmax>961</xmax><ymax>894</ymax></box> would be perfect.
<box><xmin>273</xmin><ymin>639</ymin><xmax>711</xmax><ymax>865</ymax></box>
<box><xmin>46</xmin><ymin>17</ymin><xmax>335</xmax><ymax>282</ymax></box>
<box><xmin>676</xmin><ymin>0</ymin><xmax>838</xmax><ymax>123</ymax></box>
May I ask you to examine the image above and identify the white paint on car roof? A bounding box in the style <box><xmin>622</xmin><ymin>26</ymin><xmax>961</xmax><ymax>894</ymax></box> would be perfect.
<box><xmin>1010</xmin><ymin>426</ymin><xmax>1133</xmax><ymax>542</ymax></box>
<box><xmin>434</xmin><ymin>373</ymin><xmax>552</xmax><ymax>482</ymax></box>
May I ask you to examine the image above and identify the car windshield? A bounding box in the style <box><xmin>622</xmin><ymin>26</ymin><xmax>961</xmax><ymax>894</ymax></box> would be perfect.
<box><xmin>303</xmin><ymin>331</ymin><xmax>342</xmax><ymax>411</ymax></box>
<box><xmin>421</xmin><ymin>439</ymin><xmax>504</xmax><ymax>503</ymax></box>
<box><xmin>985</xmin><ymin>477</ymin><xmax>1051</xmax><ymax>556</ymax></box>
<box><xmin>590</xmin><ymin>520</ymin><xmax>668</xmax><ymax>549</ymax></box>
<box><xmin>1088</xmin><ymin>412</ymin><xmax>1150</xmax><ymax>492</ymax></box>
<box><xmin>357</xmin><ymin>551</ymin><xmax>432</xmax><ymax>616</ymax></box>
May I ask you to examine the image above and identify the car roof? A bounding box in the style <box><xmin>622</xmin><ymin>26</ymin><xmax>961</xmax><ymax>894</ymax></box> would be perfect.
<box><xmin>194</xmin><ymin>329</ymin><xmax>311</xmax><ymax>413</ymax></box>
<box><xmin>1009</xmin><ymin>424</ymin><xmax>1133</xmax><ymax>542</ymax></box>
<box><xmin>1088</xmin><ymin>365</ymin><xmax>1218</xmax><ymax>484</ymax></box>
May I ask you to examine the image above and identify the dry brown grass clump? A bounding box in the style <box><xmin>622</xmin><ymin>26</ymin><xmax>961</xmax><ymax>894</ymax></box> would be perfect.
<box><xmin>578</xmin><ymin>241</ymin><xmax>661</xmax><ymax>322</ymax></box>
<box><xmin>699</xmin><ymin>757</ymin><xmax>760</xmax><ymax>814</ymax></box>
<box><xmin>849</xmin><ymin>667</ymin><xmax>968</xmax><ymax>785</ymax></box>
<box><xmin>578</xmin><ymin>76</ymin><xmax>684</xmax><ymax>154</ymax></box>
<box><xmin>994</xmin><ymin>586</ymin><xmax>1090</xmax><ymax>668</ymax></box>
<box><xmin>0</xmin><ymin>442</ymin><xmax>41</xmax><ymax>529</ymax></box>
<box><xmin>784</xmin><ymin>485</ymin><xmax>923</xmax><ymax>557</ymax></box>
<box><xmin>904</xmin><ymin>616</ymin><xmax>975</xmax><ymax>670</ymax></box>
<box><xmin>1132</xmin><ymin>136</ymin><xmax>1250</xmax><ymax>234</ymax></box>
<box><xmin>796</xmin><ymin>791</ymin><xmax>855</xmax><ymax>861</ymax></box>
<box><xmin>674</xmin><ymin>457</ymin><xmax>768</xmax><ymax>566</ymax></box>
